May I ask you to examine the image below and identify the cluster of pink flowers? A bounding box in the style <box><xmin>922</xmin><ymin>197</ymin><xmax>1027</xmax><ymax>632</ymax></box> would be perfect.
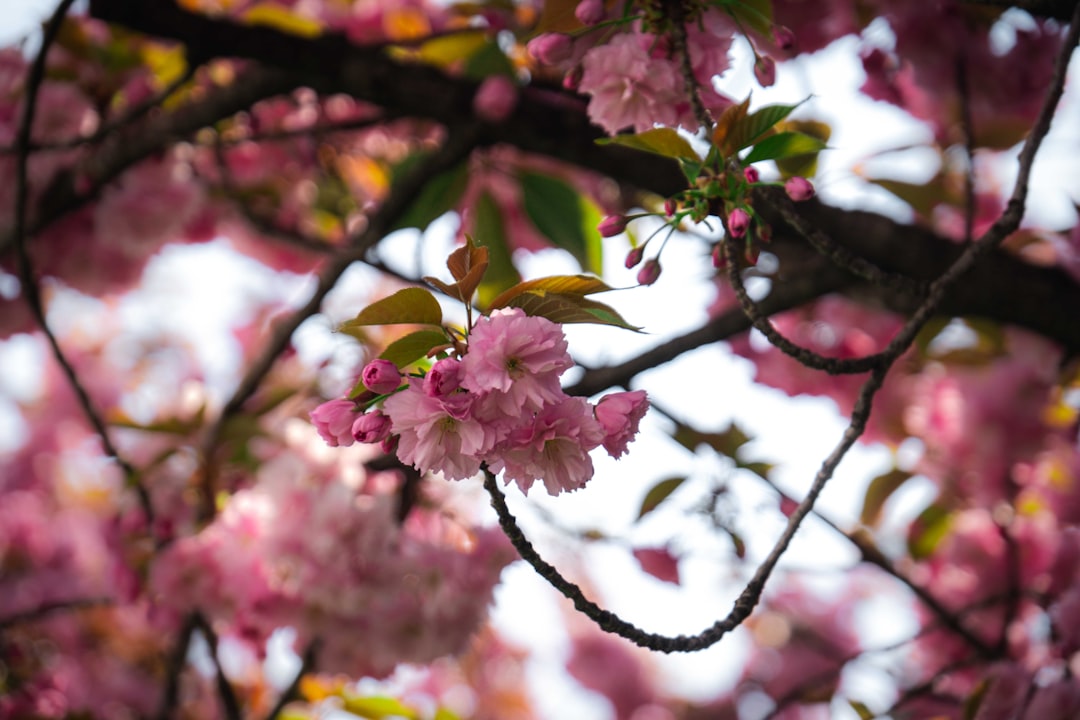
<box><xmin>312</xmin><ymin>307</ymin><xmax>649</xmax><ymax>495</ymax></box>
<box><xmin>152</xmin><ymin>448</ymin><xmax>516</xmax><ymax>679</ymax></box>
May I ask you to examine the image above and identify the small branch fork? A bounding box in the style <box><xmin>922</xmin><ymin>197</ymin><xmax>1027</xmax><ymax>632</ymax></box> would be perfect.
<box><xmin>10</xmin><ymin>0</ymin><xmax>154</xmax><ymax>524</ymax></box>
<box><xmin>485</xmin><ymin>3</ymin><xmax>1080</xmax><ymax>652</ymax></box>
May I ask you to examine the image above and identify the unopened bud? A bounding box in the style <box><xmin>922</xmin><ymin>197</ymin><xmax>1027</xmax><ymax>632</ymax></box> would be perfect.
<box><xmin>598</xmin><ymin>215</ymin><xmax>628</xmax><ymax>237</ymax></box>
<box><xmin>711</xmin><ymin>243</ymin><xmax>726</xmax><ymax>269</ymax></box>
<box><xmin>743</xmin><ymin>166</ymin><xmax>760</xmax><ymax>184</ymax></box>
<box><xmin>754</xmin><ymin>55</ymin><xmax>776</xmax><ymax>87</ymax></box>
<box><xmin>473</xmin><ymin>75</ymin><xmax>518</xmax><ymax>123</ymax></box>
<box><xmin>728</xmin><ymin>208</ymin><xmax>751</xmax><ymax>238</ymax></box>
<box><xmin>637</xmin><ymin>258</ymin><xmax>661</xmax><ymax>286</ymax></box>
<box><xmin>562</xmin><ymin>65</ymin><xmax>583</xmax><ymax>91</ymax></box>
<box><xmin>664</xmin><ymin>198</ymin><xmax>677</xmax><ymax>216</ymax></box>
<box><xmin>574</xmin><ymin>0</ymin><xmax>605</xmax><ymax>25</ymax></box>
<box><xmin>784</xmin><ymin>176</ymin><xmax>815</xmax><ymax>202</ymax></box>
<box><xmin>625</xmin><ymin>245</ymin><xmax>645</xmax><ymax>269</ymax></box>
<box><xmin>527</xmin><ymin>33</ymin><xmax>573</xmax><ymax>65</ymax></box>
<box><xmin>773</xmin><ymin>25</ymin><xmax>796</xmax><ymax>51</ymax></box>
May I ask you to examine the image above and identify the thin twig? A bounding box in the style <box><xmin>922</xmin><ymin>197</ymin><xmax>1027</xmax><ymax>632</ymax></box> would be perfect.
<box><xmin>262</xmin><ymin>639</ymin><xmax>320</xmax><ymax>720</ymax></box>
<box><xmin>0</xmin><ymin>597</ymin><xmax>113</xmax><ymax>630</ymax></box>
<box><xmin>9</xmin><ymin>0</ymin><xmax>155</xmax><ymax>525</ymax></box>
<box><xmin>157</xmin><ymin>613</ymin><xmax>198</xmax><ymax>720</ymax></box>
<box><xmin>0</xmin><ymin>62</ymin><xmax>197</xmax><ymax>155</ymax></box>
<box><xmin>193</xmin><ymin>612</ymin><xmax>242</xmax><ymax>720</ymax></box>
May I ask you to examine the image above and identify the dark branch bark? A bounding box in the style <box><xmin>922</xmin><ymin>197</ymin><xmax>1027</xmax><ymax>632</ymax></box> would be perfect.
<box><xmin>85</xmin><ymin>0</ymin><xmax>1080</xmax><ymax>359</ymax></box>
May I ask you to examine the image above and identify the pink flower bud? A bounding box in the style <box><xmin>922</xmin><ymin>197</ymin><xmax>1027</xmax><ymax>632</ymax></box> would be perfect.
<box><xmin>773</xmin><ymin>25</ymin><xmax>796</xmax><ymax>51</ymax></box>
<box><xmin>728</xmin><ymin>208</ymin><xmax>751</xmax><ymax>238</ymax></box>
<box><xmin>784</xmin><ymin>176</ymin><xmax>815</xmax><ymax>202</ymax></box>
<box><xmin>754</xmin><ymin>55</ymin><xmax>776</xmax><ymax>87</ymax></box>
<box><xmin>745</xmin><ymin>243</ymin><xmax>760</xmax><ymax>265</ymax></box>
<box><xmin>574</xmin><ymin>0</ymin><xmax>606</xmax><ymax>25</ymax></box>
<box><xmin>598</xmin><ymin>215</ymin><xmax>627</xmax><ymax>237</ymax></box>
<box><xmin>423</xmin><ymin>357</ymin><xmax>463</xmax><ymax>397</ymax></box>
<box><xmin>352</xmin><ymin>410</ymin><xmax>392</xmax><ymax>444</ymax></box>
<box><xmin>361</xmin><ymin>359</ymin><xmax>402</xmax><ymax>395</ymax></box>
<box><xmin>711</xmin><ymin>243</ymin><xmax>726</xmax><ymax>269</ymax></box>
<box><xmin>527</xmin><ymin>33</ymin><xmax>573</xmax><ymax>65</ymax></box>
<box><xmin>310</xmin><ymin>398</ymin><xmax>357</xmax><ymax>447</ymax></box>
<box><xmin>624</xmin><ymin>245</ymin><xmax>645</xmax><ymax>269</ymax></box>
<box><xmin>637</xmin><ymin>258</ymin><xmax>661</xmax><ymax>285</ymax></box>
<box><xmin>743</xmin><ymin>166</ymin><xmax>760</xmax><ymax>184</ymax></box>
<box><xmin>473</xmin><ymin>75</ymin><xmax>518</xmax><ymax>123</ymax></box>
<box><xmin>562</xmin><ymin>65</ymin><xmax>583</xmax><ymax>91</ymax></box>
<box><xmin>664</xmin><ymin>198</ymin><xmax>677</xmax><ymax>216</ymax></box>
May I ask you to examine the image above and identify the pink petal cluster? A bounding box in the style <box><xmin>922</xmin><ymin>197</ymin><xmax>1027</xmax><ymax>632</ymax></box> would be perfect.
<box><xmin>333</xmin><ymin>308</ymin><xmax>648</xmax><ymax>495</ymax></box>
<box><xmin>152</xmin><ymin>460</ymin><xmax>516</xmax><ymax>679</ymax></box>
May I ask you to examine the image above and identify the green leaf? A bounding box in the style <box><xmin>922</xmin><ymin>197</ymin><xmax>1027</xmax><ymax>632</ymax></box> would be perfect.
<box><xmin>339</xmin><ymin>288</ymin><xmax>442</xmax><ymax>333</ymax></box>
<box><xmin>473</xmin><ymin>191</ymin><xmax>521</xmax><ymax>307</ymax></box>
<box><xmin>907</xmin><ymin>501</ymin><xmax>953</xmax><ymax>560</ymax></box>
<box><xmin>393</xmin><ymin>161</ymin><xmax>468</xmax><ymax>231</ymax></box>
<box><xmin>379</xmin><ymin>329</ymin><xmax>450</xmax><ymax>368</ymax></box>
<box><xmin>597</xmin><ymin>127</ymin><xmax>700</xmax><ymax>162</ymax></box>
<box><xmin>488</xmin><ymin>274</ymin><xmax>614</xmax><ymax>309</ymax></box>
<box><xmin>519</xmin><ymin>171</ymin><xmax>603</xmax><ymax>273</ymax></box>
<box><xmin>341</xmin><ymin>694</ymin><xmax>420</xmax><ymax>719</ymax></box>
<box><xmin>672</xmin><ymin>421</ymin><xmax>751</xmax><ymax>458</ymax></box>
<box><xmin>848</xmin><ymin>700</ymin><xmax>877</xmax><ymax>720</ymax></box>
<box><xmin>463</xmin><ymin>39</ymin><xmax>516</xmax><ymax>79</ymax></box>
<box><xmin>774</xmin><ymin>119</ymin><xmax>831</xmax><ymax>178</ymax></box>
<box><xmin>727</xmin><ymin>100</ymin><xmax>806</xmax><ymax>152</ymax></box>
<box><xmin>742</xmin><ymin>131</ymin><xmax>827</xmax><ymax>165</ymax></box>
<box><xmin>727</xmin><ymin>0</ymin><xmax>774</xmax><ymax>36</ymax></box>
<box><xmin>860</xmin><ymin>468</ymin><xmax>913</xmax><ymax>527</ymax></box>
<box><xmin>503</xmin><ymin>291</ymin><xmax>641</xmax><ymax>331</ymax></box>
<box><xmin>736</xmin><ymin>459</ymin><xmax>773</xmax><ymax>480</ymax></box>
<box><xmin>637</xmin><ymin>476</ymin><xmax>687</xmax><ymax>520</ymax></box>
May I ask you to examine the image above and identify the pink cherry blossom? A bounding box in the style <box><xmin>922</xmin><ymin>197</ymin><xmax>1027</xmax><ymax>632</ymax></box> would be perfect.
<box><xmin>462</xmin><ymin>308</ymin><xmax>573</xmax><ymax>416</ymax></box>
<box><xmin>352</xmin><ymin>410</ymin><xmax>392</xmax><ymax>444</ymax></box>
<box><xmin>424</xmin><ymin>357</ymin><xmax>464</xmax><ymax>397</ymax></box>
<box><xmin>488</xmin><ymin>397</ymin><xmax>604</xmax><ymax>495</ymax></box>
<box><xmin>384</xmin><ymin>378</ymin><xmax>497</xmax><ymax>480</ymax></box>
<box><xmin>575</xmin><ymin>0</ymin><xmax>605</xmax><ymax>25</ymax></box>
<box><xmin>578</xmin><ymin>33</ymin><xmax>685</xmax><ymax>133</ymax></box>
<box><xmin>594</xmin><ymin>390</ymin><xmax>649</xmax><ymax>458</ymax></box>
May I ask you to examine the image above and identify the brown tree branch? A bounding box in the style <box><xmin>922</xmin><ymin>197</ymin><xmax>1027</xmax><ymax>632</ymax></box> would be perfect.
<box><xmin>86</xmin><ymin>0</ymin><xmax>1080</xmax><ymax>361</ymax></box>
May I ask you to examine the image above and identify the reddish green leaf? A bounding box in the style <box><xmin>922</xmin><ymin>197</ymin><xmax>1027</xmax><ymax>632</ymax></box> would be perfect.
<box><xmin>848</xmin><ymin>700</ymin><xmax>877</xmax><ymax>720</ymax></box>
<box><xmin>907</xmin><ymin>501</ymin><xmax>953</xmax><ymax>560</ymax></box>
<box><xmin>597</xmin><ymin>127</ymin><xmax>700</xmax><ymax>162</ymax></box>
<box><xmin>727</xmin><ymin>0</ymin><xmax>774</xmax><ymax>36</ymax></box>
<box><xmin>633</xmin><ymin>546</ymin><xmax>681</xmax><ymax>585</ymax></box>
<box><xmin>727</xmin><ymin>100</ymin><xmax>806</xmax><ymax>153</ymax></box>
<box><xmin>339</xmin><ymin>288</ymin><xmax>442</xmax><ymax>330</ymax></box>
<box><xmin>503</xmin><ymin>291</ymin><xmax>641</xmax><ymax>331</ymax></box>
<box><xmin>713</xmin><ymin>96</ymin><xmax>752</xmax><ymax>154</ymax></box>
<box><xmin>426</xmin><ymin>235</ymin><xmax>490</xmax><ymax>304</ymax></box>
<box><xmin>473</xmin><ymin>192</ymin><xmax>520</xmax><ymax>307</ymax></box>
<box><xmin>518</xmin><ymin>171</ymin><xmax>603</xmax><ymax>273</ymax></box>
<box><xmin>341</xmin><ymin>694</ymin><xmax>420</xmax><ymax>719</ymax></box>
<box><xmin>637</xmin><ymin>476</ymin><xmax>687</xmax><ymax>520</ymax></box>
<box><xmin>774</xmin><ymin>119</ymin><xmax>831</xmax><ymax>178</ymax></box>
<box><xmin>860</xmin><ymin>468</ymin><xmax>913</xmax><ymax>527</ymax></box>
<box><xmin>672</xmin><ymin>421</ymin><xmax>751</xmax><ymax>458</ymax></box>
<box><xmin>488</xmin><ymin>274</ymin><xmax>614</xmax><ymax>310</ymax></box>
<box><xmin>378</xmin><ymin>329</ymin><xmax>450</xmax><ymax>368</ymax></box>
<box><xmin>742</xmin><ymin>131</ymin><xmax>827</xmax><ymax>165</ymax></box>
